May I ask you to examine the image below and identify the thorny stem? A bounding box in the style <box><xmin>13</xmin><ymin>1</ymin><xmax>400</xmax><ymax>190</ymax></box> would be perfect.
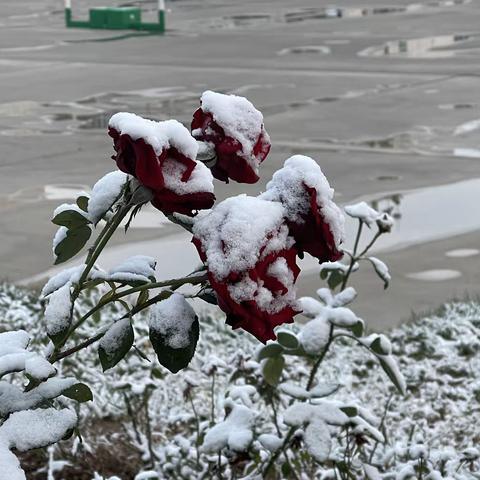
<box><xmin>50</xmin><ymin>203</ymin><xmax>132</xmax><ymax>361</ymax></box>
<box><xmin>189</xmin><ymin>395</ymin><xmax>201</xmax><ymax>469</ymax></box>
<box><xmin>74</xmin><ymin>202</ymin><xmax>131</xmax><ymax>298</ymax></box>
<box><xmin>144</xmin><ymin>391</ymin><xmax>158</xmax><ymax>467</ymax></box>
<box><xmin>52</xmin><ymin>279</ymin><xmax>205</xmax><ymax>362</ymax></box>
<box><xmin>262</xmin><ymin>331</ymin><xmax>336</xmax><ymax>477</ymax></box>
<box><xmin>124</xmin><ymin>392</ymin><xmax>142</xmax><ymax>445</ymax></box>
<box><xmin>269</xmin><ymin>395</ymin><xmax>282</xmax><ymax>437</ymax></box>
<box><xmin>306</xmin><ymin>325</ymin><xmax>335</xmax><ymax>391</ymax></box>
<box><xmin>70</xmin><ymin>273</ymin><xmax>208</xmax><ymax>334</ymax></box>
<box><xmin>368</xmin><ymin>393</ymin><xmax>394</xmax><ymax>463</ymax></box>
<box><xmin>210</xmin><ymin>371</ymin><xmax>216</xmax><ymax>425</ymax></box>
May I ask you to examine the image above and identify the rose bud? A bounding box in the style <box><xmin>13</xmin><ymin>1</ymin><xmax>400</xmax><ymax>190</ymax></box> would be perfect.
<box><xmin>260</xmin><ymin>155</ymin><xmax>345</xmax><ymax>263</ymax></box>
<box><xmin>109</xmin><ymin>113</ymin><xmax>215</xmax><ymax>216</ymax></box>
<box><xmin>191</xmin><ymin>91</ymin><xmax>270</xmax><ymax>184</ymax></box>
<box><xmin>193</xmin><ymin>195</ymin><xmax>300</xmax><ymax>343</ymax></box>
<box><xmin>376</xmin><ymin>212</ymin><xmax>394</xmax><ymax>234</ymax></box>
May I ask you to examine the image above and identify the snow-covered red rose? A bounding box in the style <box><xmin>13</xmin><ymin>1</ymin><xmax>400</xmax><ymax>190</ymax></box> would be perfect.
<box><xmin>192</xmin><ymin>195</ymin><xmax>300</xmax><ymax>343</ymax></box>
<box><xmin>261</xmin><ymin>155</ymin><xmax>345</xmax><ymax>263</ymax></box>
<box><xmin>108</xmin><ymin>113</ymin><xmax>215</xmax><ymax>216</ymax></box>
<box><xmin>191</xmin><ymin>91</ymin><xmax>271</xmax><ymax>184</ymax></box>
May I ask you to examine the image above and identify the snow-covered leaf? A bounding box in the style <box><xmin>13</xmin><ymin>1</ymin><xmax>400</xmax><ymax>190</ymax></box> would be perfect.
<box><xmin>98</xmin><ymin>319</ymin><xmax>134</xmax><ymax>371</ymax></box>
<box><xmin>52</xmin><ymin>209</ymin><xmax>90</xmax><ymax>230</ymax></box>
<box><xmin>305</xmin><ymin>419</ymin><xmax>331</xmax><ymax>462</ymax></box>
<box><xmin>344</xmin><ymin>202</ymin><xmax>379</xmax><ymax>228</ymax></box>
<box><xmin>53</xmin><ymin>225</ymin><xmax>92</xmax><ymax>265</ymax></box>
<box><xmin>44</xmin><ymin>283</ymin><xmax>72</xmax><ymax>346</ymax></box>
<box><xmin>256</xmin><ymin>342</ymin><xmax>283</xmax><ymax>361</ymax></box>
<box><xmin>202</xmin><ymin>402</ymin><xmax>256</xmax><ymax>453</ymax></box>
<box><xmin>88</xmin><ymin>171</ymin><xmax>128</xmax><ymax>225</ymax></box>
<box><xmin>368</xmin><ymin>256</ymin><xmax>391</xmax><ymax>289</ymax></box>
<box><xmin>149</xmin><ymin>294</ymin><xmax>199</xmax><ymax>374</ymax></box>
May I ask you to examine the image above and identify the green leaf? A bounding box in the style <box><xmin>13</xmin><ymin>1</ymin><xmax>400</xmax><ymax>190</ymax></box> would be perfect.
<box><xmin>257</xmin><ymin>343</ymin><xmax>284</xmax><ymax>361</ymax></box>
<box><xmin>76</xmin><ymin>196</ymin><xmax>89</xmax><ymax>213</ymax></box>
<box><xmin>150</xmin><ymin>317</ymin><xmax>200</xmax><ymax>374</ymax></box>
<box><xmin>327</xmin><ymin>270</ymin><xmax>344</xmax><ymax>290</ymax></box>
<box><xmin>370</xmin><ymin>337</ymin><xmax>385</xmax><ymax>355</ymax></box>
<box><xmin>63</xmin><ymin>383</ymin><xmax>93</xmax><ymax>402</ymax></box>
<box><xmin>52</xmin><ymin>210</ymin><xmax>90</xmax><ymax>229</ymax></box>
<box><xmin>340</xmin><ymin>406</ymin><xmax>358</xmax><ymax>417</ymax></box>
<box><xmin>262</xmin><ymin>355</ymin><xmax>285</xmax><ymax>386</ymax></box>
<box><xmin>98</xmin><ymin>320</ymin><xmax>134</xmax><ymax>371</ymax></box>
<box><xmin>48</xmin><ymin>328</ymin><xmax>70</xmax><ymax>348</ymax></box>
<box><xmin>54</xmin><ymin>226</ymin><xmax>92</xmax><ymax>265</ymax></box>
<box><xmin>377</xmin><ymin>355</ymin><xmax>405</xmax><ymax>395</ymax></box>
<box><xmin>277</xmin><ymin>331</ymin><xmax>299</xmax><ymax>350</ymax></box>
<box><xmin>320</xmin><ymin>269</ymin><xmax>329</xmax><ymax>280</ymax></box>
<box><xmin>351</xmin><ymin>320</ymin><xmax>364</xmax><ymax>337</ymax></box>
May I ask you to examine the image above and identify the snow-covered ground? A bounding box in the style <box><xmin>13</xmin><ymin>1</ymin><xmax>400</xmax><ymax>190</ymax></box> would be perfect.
<box><xmin>1</xmin><ymin>283</ymin><xmax>479</xmax><ymax>478</ymax></box>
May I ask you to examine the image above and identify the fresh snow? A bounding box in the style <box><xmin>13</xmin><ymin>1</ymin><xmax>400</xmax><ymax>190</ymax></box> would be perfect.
<box><xmin>88</xmin><ymin>171</ymin><xmax>129</xmax><ymax>225</ymax></box>
<box><xmin>99</xmin><ymin>319</ymin><xmax>132</xmax><ymax>357</ymax></box>
<box><xmin>202</xmin><ymin>401</ymin><xmax>256</xmax><ymax>453</ymax></box>
<box><xmin>261</xmin><ymin>155</ymin><xmax>345</xmax><ymax>247</ymax></box>
<box><xmin>344</xmin><ymin>201</ymin><xmax>380</xmax><ymax>227</ymax></box>
<box><xmin>148</xmin><ymin>294</ymin><xmax>196</xmax><ymax>349</ymax></box>
<box><xmin>193</xmin><ymin>195</ymin><xmax>289</xmax><ymax>280</ymax></box>
<box><xmin>109</xmin><ymin>113</ymin><xmax>198</xmax><ymax>160</ymax></box>
<box><xmin>161</xmin><ymin>156</ymin><xmax>214</xmax><ymax>195</ymax></box>
<box><xmin>0</xmin><ymin>407</ymin><xmax>77</xmax><ymax>451</ymax></box>
<box><xmin>200</xmin><ymin>90</ymin><xmax>266</xmax><ymax>167</ymax></box>
<box><xmin>44</xmin><ymin>282</ymin><xmax>72</xmax><ymax>337</ymax></box>
<box><xmin>41</xmin><ymin>266</ymin><xmax>84</xmax><ymax>297</ymax></box>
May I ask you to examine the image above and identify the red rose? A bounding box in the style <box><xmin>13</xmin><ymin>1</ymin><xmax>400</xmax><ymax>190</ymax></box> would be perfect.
<box><xmin>109</xmin><ymin>113</ymin><xmax>215</xmax><ymax>216</ymax></box>
<box><xmin>261</xmin><ymin>155</ymin><xmax>345</xmax><ymax>263</ymax></box>
<box><xmin>193</xmin><ymin>195</ymin><xmax>300</xmax><ymax>343</ymax></box>
<box><xmin>191</xmin><ymin>91</ymin><xmax>270</xmax><ymax>184</ymax></box>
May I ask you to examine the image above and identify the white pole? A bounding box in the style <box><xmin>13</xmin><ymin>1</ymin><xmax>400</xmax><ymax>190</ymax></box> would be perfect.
<box><xmin>158</xmin><ymin>0</ymin><xmax>165</xmax><ymax>12</ymax></box>
<box><xmin>65</xmin><ymin>0</ymin><xmax>71</xmax><ymax>8</ymax></box>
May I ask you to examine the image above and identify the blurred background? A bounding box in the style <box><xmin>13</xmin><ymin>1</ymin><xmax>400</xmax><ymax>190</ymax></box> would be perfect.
<box><xmin>2</xmin><ymin>0</ymin><xmax>480</xmax><ymax>330</ymax></box>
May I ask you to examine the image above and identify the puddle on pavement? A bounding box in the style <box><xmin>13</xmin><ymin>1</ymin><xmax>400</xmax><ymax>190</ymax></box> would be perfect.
<box><xmin>406</xmin><ymin>269</ymin><xmax>462</xmax><ymax>281</ymax></box>
<box><xmin>21</xmin><ymin>232</ymin><xmax>200</xmax><ymax>288</ymax></box>
<box><xmin>359</xmin><ymin>34</ymin><xmax>474</xmax><ymax>58</ymax></box>
<box><xmin>205</xmin><ymin>1</ymin><xmax>470</xmax><ymax>30</ymax></box>
<box><xmin>3</xmin><ymin>185</ymin><xmax>89</xmax><ymax>205</ymax></box>
<box><xmin>454</xmin><ymin>148</ymin><xmax>480</xmax><ymax>158</ymax></box>
<box><xmin>22</xmin><ymin>176</ymin><xmax>480</xmax><ymax>286</ymax></box>
<box><xmin>3</xmin><ymin>184</ymin><xmax>169</xmax><ymax>229</ymax></box>
<box><xmin>375</xmin><ymin>175</ymin><xmax>402</xmax><ymax>181</ymax></box>
<box><xmin>445</xmin><ymin>248</ymin><xmax>479</xmax><ymax>258</ymax></box>
<box><xmin>345</xmin><ymin>177</ymin><xmax>480</xmax><ymax>254</ymax></box>
<box><xmin>0</xmin><ymin>87</ymin><xmax>203</xmax><ymax>136</ymax></box>
<box><xmin>277</xmin><ymin>46</ymin><xmax>331</xmax><ymax>56</ymax></box>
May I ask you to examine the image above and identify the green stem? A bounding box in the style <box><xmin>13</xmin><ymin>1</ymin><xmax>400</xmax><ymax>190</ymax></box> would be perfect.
<box><xmin>70</xmin><ymin>273</ymin><xmax>208</xmax><ymax>334</ymax></box>
<box><xmin>53</xmin><ymin>278</ymin><xmax>206</xmax><ymax>362</ymax></box>
<box><xmin>306</xmin><ymin>325</ymin><xmax>334</xmax><ymax>391</ymax></box>
<box><xmin>73</xmin><ymin>203</ymin><xmax>131</xmax><ymax>298</ymax></box>
<box><xmin>340</xmin><ymin>220</ymin><xmax>363</xmax><ymax>291</ymax></box>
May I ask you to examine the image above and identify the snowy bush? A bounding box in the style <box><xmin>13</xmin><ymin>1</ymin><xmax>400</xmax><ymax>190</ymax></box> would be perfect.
<box><xmin>1</xmin><ymin>91</ymin><xmax>478</xmax><ymax>479</ymax></box>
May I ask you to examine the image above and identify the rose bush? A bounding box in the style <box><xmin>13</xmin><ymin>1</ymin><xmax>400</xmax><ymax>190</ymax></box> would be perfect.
<box><xmin>3</xmin><ymin>90</ymin><xmax>421</xmax><ymax>479</ymax></box>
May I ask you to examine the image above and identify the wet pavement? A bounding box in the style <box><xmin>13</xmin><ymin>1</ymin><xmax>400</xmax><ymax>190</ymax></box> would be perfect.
<box><xmin>2</xmin><ymin>0</ymin><xmax>480</xmax><ymax>330</ymax></box>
